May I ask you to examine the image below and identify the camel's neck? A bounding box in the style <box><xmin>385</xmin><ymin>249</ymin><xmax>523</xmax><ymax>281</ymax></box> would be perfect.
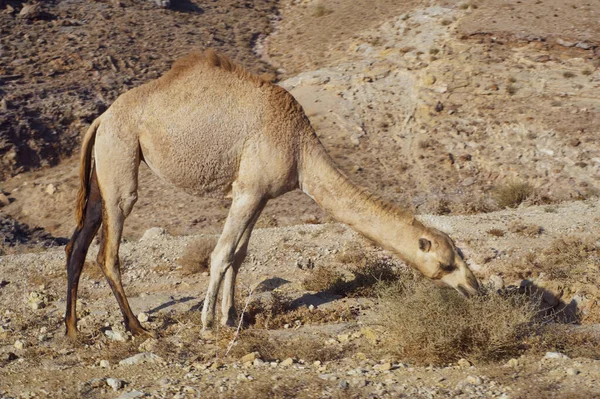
<box><xmin>299</xmin><ymin>141</ymin><xmax>425</xmax><ymax>265</ymax></box>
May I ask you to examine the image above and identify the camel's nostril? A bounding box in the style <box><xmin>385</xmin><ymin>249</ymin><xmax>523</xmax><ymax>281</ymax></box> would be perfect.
<box><xmin>457</xmin><ymin>285</ymin><xmax>470</xmax><ymax>297</ymax></box>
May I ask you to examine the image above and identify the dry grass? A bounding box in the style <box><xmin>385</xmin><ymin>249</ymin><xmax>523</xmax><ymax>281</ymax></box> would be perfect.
<box><xmin>538</xmin><ymin>236</ymin><xmax>600</xmax><ymax>282</ymax></box>
<box><xmin>227</xmin><ymin>329</ymin><xmax>345</xmax><ymax>363</ymax></box>
<box><xmin>313</xmin><ymin>4</ymin><xmax>333</xmax><ymax>17</ymax></box>
<box><xmin>508</xmin><ymin>221</ymin><xmax>542</xmax><ymax>237</ymax></box>
<box><xmin>302</xmin><ymin>266</ymin><xmax>346</xmax><ymax>294</ymax></box>
<box><xmin>493</xmin><ymin>181</ymin><xmax>535</xmax><ymax>208</ymax></box>
<box><xmin>244</xmin><ymin>290</ymin><xmax>356</xmax><ymax>329</ymax></box>
<box><xmin>378</xmin><ymin>279</ymin><xmax>541</xmax><ymax>365</ymax></box>
<box><xmin>487</xmin><ymin>228</ymin><xmax>505</xmax><ymax>237</ymax></box>
<box><xmin>178</xmin><ymin>236</ymin><xmax>217</xmax><ymax>275</ymax></box>
<box><xmin>534</xmin><ymin>326</ymin><xmax>600</xmax><ymax>360</ymax></box>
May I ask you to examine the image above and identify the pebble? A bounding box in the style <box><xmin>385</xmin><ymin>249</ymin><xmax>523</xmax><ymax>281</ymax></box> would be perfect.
<box><xmin>137</xmin><ymin>312</ymin><xmax>149</xmax><ymax>323</ymax></box>
<box><xmin>241</xmin><ymin>352</ymin><xmax>260</xmax><ymax>363</ymax></box>
<box><xmin>373</xmin><ymin>362</ymin><xmax>392</xmax><ymax>371</ymax></box>
<box><xmin>457</xmin><ymin>358</ymin><xmax>472</xmax><ymax>368</ymax></box>
<box><xmin>566</xmin><ymin>368</ymin><xmax>580</xmax><ymax>376</ymax></box>
<box><xmin>45</xmin><ymin>184</ymin><xmax>56</xmax><ymax>195</ymax></box>
<box><xmin>0</xmin><ymin>193</ymin><xmax>10</xmax><ymax>207</ymax></box>
<box><xmin>465</xmin><ymin>375</ymin><xmax>483</xmax><ymax>385</ymax></box>
<box><xmin>280</xmin><ymin>358</ymin><xmax>295</xmax><ymax>367</ymax></box>
<box><xmin>14</xmin><ymin>340</ymin><xmax>25</xmax><ymax>350</ymax></box>
<box><xmin>116</xmin><ymin>391</ymin><xmax>145</xmax><ymax>399</ymax></box>
<box><xmin>140</xmin><ymin>227</ymin><xmax>168</xmax><ymax>241</ymax></box>
<box><xmin>119</xmin><ymin>352</ymin><xmax>163</xmax><ymax>366</ymax></box>
<box><xmin>105</xmin><ymin>329</ymin><xmax>127</xmax><ymax>342</ymax></box>
<box><xmin>544</xmin><ymin>352</ymin><xmax>570</xmax><ymax>360</ymax></box>
<box><xmin>106</xmin><ymin>378</ymin><xmax>123</xmax><ymax>391</ymax></box>
<box><xmin>338</xmin><ymin>380</ymin><xmax>349</xmax><ymax>389</ymax></box>
<box><xmin>100</xmin><ymin>360</ymin><xmax>110</xmax><ymax>368</ymax></box>
<box><xmin>505</xmin><ymin>358</ymin><xmax>519</xmax><ymax>368</ymax></box>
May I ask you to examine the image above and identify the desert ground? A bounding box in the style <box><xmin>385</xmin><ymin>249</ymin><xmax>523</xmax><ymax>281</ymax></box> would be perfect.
<box><xmin>1</xmin><ymin>0</ymin><xmax>599</xmax><ymax>398</ymax></box>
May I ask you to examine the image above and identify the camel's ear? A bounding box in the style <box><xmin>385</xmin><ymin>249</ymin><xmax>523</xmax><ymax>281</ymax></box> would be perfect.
<box><xmin>418</xmin><ymin>238</ymin><xmax>432</xmax><ymax>252</ymax></box>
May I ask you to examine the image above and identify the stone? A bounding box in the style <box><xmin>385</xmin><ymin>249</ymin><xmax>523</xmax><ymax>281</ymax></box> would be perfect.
<box><xmin>457</xmin><ymin>358</ymin><xmax>472</xmax><ymax>368</ymax></box>
<box><xmin>106</xmin><ymin>378</ymin><xmax>123</xmax><ymax>391</ymax></box>
<box><xmin>338</xmin><ymin>380</ymin><xmax>349</xmax><ymax>389</ymax></box>
<box><xmin>14</xmin><ymin>340</ymin><xmax>25</xmax><ymax>350</ymax></box>
<box><xmin>566</xmin><ymin>368</ymin><xmax>580</xmax><ymax>376</ymax></box>
<box><xmin>119</xmin><ymin>352</ymin><xmax>162</xmax><ymax>366</ymax></box>
<box><xmin>505</xmin><ymin>358</ymin><xmax>519</xmax><ymax>368</ymax></box>
<box><xmin>116</xmin><ymin>391</ymin><xmax>145</xmax><ymax>399</ymax></box>
<box><xmin>373</xmin><ymin>362</ymin><xmax>392</xmax><ymax>371</ymax></box>
<box><xmin>576</xmin><ymin>42</ymin><xmax>592</xmax><ymax>50</ymax></box>
<box><xmin>466</xmin><ymin>375</ymin><xmax>483</xmax><ymax>385</ymax></box>
<box><xmin>153</xmin><ymin>0</ymin><xmax>171</xmax><ymax>8</ymax></box>
<box><xmin>0</xmin><ymin>193</ymin><xmax>9</xmax><ymax>207</ymax></box>
<box><xmin>488</xmin><ymin>275</ymin><xmax>504</xmax><ymax>291</ymax></box>
<box><xmin>280</xmin><ymin>357</ymin><xmax>294</xmax><ymax>367</ymax></box>
<box><xmin>45</xmin><ymin>184</ymin><xmax>56</xmax><ymax>195</ymax></box>
<box><xmin>337</xmin><ymin>333</ymin><xmax>350</xmax><ymax>343</ymax></box>
<box><xmin>423</xmin><ymin>74</ymin><xmax>436</xmax><ymax>86</ymax></box>
<box><xmin>18</xmin><ymin>3</ymin><xmax>41</xmax><ymax>19</ymax></box>
<box><xmin>100</xmin><ymin>360</ymin><xmax>110</xmax><ymax>368</ymax></box>
<box><xmin>544</xmin><ymin>352</ymin><xmax>569</xmax><ymax>360</ymax></box>
<box><xmin>138</xmin><ymin>338</ymin><xmax>158</xmax><ymax>352</ymax></box>
<box><xmin>556</xmin><ymin>38</ymin><xmax>576</xmax><ymax>47</ymax></box>
<box><xmin>140</xmin><ymin>227</ymin><xmax>168</xmax><ymax>241</ymax></box>
<box><xmin>137</xmin><ymin>312</ymin><xmax>149</xmax><ymax>323</ymax></box>
<box><xmin>105</xmin><ymin>329</ymin><xmax>126</xmax><ymax>342</ymax></box>
<box><xmin>241</xmin><ymin>352</ymin><xmax>260</xmax><ymax>363</ymax></box>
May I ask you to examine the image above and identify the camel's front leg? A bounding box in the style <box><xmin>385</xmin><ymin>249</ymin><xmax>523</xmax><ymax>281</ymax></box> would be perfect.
<box><xmin>201</xmin><ymin>191</ymin><xmax>264</xmax><ymax>330</ymax></box>
<box><xmin>220</xmin><ymin>200</ymin><xmax>265</xmax><ymax>326</ymax></box>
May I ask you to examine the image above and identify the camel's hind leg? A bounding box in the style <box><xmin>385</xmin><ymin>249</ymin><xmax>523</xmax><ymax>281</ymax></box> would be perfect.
<box><xmin>65</xmin><ymin>169</ymin><xmax>103</xmax><ymax>338</ymax></box>
<box><xmin>220</xmin><ymin>200</ymin><xmax>266</xmax><ymax>326</ymax></box>
<box><xmin>202</xmin><ymin>186</ymin><xmax>265</xmax><ymax>329</ymax></box>
<box><xmin>94</xmin><ymin>135</ymin><xmax>151</xmax><ymax>336</ymax></box>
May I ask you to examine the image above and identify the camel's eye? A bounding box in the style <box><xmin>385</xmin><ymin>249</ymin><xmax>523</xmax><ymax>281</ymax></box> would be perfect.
<box><xmin>439</xmin><ymin>263</ymin><xmax>456</xmax><ymax>272</ymax></box>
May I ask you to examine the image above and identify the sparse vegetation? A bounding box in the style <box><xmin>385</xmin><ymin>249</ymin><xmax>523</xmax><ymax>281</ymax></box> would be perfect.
<box><xmin>508</xmin><ymin>221</ymin><xmax>542</xmax><ymax>237</ymax></box>
<box><xmin>563</xmin><ymin>71</ymin><xmax>576</xmax><ymax>78</ymax></box>
<box><xmin>506</xmin><ymin>84</ymin><xmax>518</xmax><ymax>95</ymax></box>
<box><xmin>177</xmin><ymin>236</ymin><xmax>217</xmax><ymax>275</ymax></box>
<box><xmin>582</xmin><ymin>69</ymin><xmax>592</xmax><ymax>76</ymax></box>
<box><xmin>441</xmin><ymin>19</ymin><xmax>452</xmax><ymax>26</ymax></box>
<box><xmin>493</xmin><ymin>181</ymin><xmax>535</xmax><ymax>209</ymax></box>
<box><xmin>313</xmin><ymin>4</ymin><xmax>333</xmax><ymax>18</ymax></box>
<box><xmin>487</xmin><ymin>228</ymin><xmax>505</xmax><ymax>237</ymax></box>
<box><xmin>302</xmin><ymin>266</ymin><xmax>346</xmax><ymax>294</ymax></box>
<box><xmin>378</xmin><ymin>279</ymin><xmax>542</xmax><ymax>365</ymax></box>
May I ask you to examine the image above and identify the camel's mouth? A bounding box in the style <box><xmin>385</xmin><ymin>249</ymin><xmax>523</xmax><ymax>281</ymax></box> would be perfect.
<box><xmin>456</xmin><ymin>283</ymin><xmax>480</xmax><ymax>297</ymax></box>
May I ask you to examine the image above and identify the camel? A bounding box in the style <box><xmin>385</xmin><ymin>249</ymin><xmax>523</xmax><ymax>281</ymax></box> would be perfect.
<box><xmin>64</xmin><ymin>50</ymin><xmax>480</xmax><ymax>338</ymax></box>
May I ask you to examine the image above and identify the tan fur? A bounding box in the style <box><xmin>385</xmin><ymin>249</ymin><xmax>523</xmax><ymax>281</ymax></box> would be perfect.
<box><xmin>72</xmin><ymin>50</ymin><xmax>480</xmax><ymax>335</ymax></box>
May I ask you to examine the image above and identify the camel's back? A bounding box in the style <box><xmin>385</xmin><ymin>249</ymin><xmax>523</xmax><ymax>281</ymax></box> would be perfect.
<box><xmin>104</xmin><ymin>51</ymin><xmax>311</xmax><ymax>198</ymax></box>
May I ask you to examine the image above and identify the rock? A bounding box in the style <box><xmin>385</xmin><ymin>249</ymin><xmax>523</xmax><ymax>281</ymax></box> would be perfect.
<box><xmin>423</xmin><ymin>74</ymin><xmax>436</xmax><ymax>86</ymax></box>
<box><xmin>105</xmin><ymin>329</ymin><xmax>127</xmax><ymax>342</ymax></box>
<box><xmin>350</xmin><ymin>133</ymin><xmax>361</xmax><ymax>146</ymax></box>
<box><xmin>373</xmin><ymin>362</ymin><xmax>392</xmax><ymax>371</ymax></box>
<box><xmin>576</xmin><ymin>42</ymin><xmax>592</xmax><ymax>50</ymax></box>
<box><xmin>434</xmin><ymin>101</ymin><xmax>444</xmax><ymax>112</ymax></box>
<box><xmin>566</xmin><ymin>368</ymin><xmax>580</xmax><ymax>376</ymax></box>
<box><xmin>337</xmin><ymin>333</ymin><xmax>350</xmax><ymax>343</ymax></box>
<box><xmin>106</xmin><ymin>378</ymin><xmax>123</xmax><ymax>391</ymax></box>
<box><xmin>505</xmin><ymin>358</ymin><xmax>519</xmax><ymax>368</ymax></box>
<box><xmin>18</xmin><ymin>3</ymin><xmax>41</xmax><ymax>19</ymax></box>
<box><xmin>116</xmin><ymin>391</ymin><xmax>145</xmax><ymax>399</ymax></box>
<box><xmin>466</xmin><ymin>375</ymin><xmax>483</xmax><ymax>385</ymax></box>
<box><xmin>544</xmin><ymin>352</ymin><xmax>570</xmax><ymax>360</ymax></box>
<box><xmin>137</xmin><ymin>312</ymin><xmax>149</xmax><ymax>323</ymax></box>
<box><xmin>457</xmin><ymin>358</ymin><xmax>472</xmax><ymax>368</ymax></box>
<box><xmin>488</xmin><ymin>275</ymin><xmax>504</xmax><ymax>291</ymax></box>
<box><xmin>153</xmin><ymin>0</ymin><xmax>171</xmax><ymax>8</ymax></box>
<box><xmin>0</xmin><ymin>193</ymin><xmax>9</xmax><ymax>207</ymax></box>
<box><xmin>119</xmin><ymin>352</ymin><xmax>162</xmax><ymax>366</ymax></box>
<box><xmin>14</xmin><ymin>340</ymin><xmax>24</xmax><ymax>350</ymax></box>
<box><xmin>338</xmin><ymin>380</ymin><xmax>349</xmax><ymax>389</ymax></box>
<box><xmin>556</xmin><ymin>38</ymin><xmax>576</xmax><ymax>47</ymax></box>
<box><xmin>241</xmin><ymin>352</ymin><xmax>260</xmax><ymax>364</ymax></box>
<box><xmin>138</xmin><ymin>338</ymin><xmax>158</xmax><ymax>352</ymax></box>
<box><xmin>140</xmin><ymin>227</ymin><xmax>167</xmax><ymax>241</ymax></box>
<box><xmin>280</xmin><ymin>357</ymin><xmax>294</xmax><ymax>367</ymax></box>
<box><xmin>100</xmin><ymin>359</ymin><xmax>110</xmax><ymax>368</ymax></box>
<box><xmin>45</xmin><ymin>184</ymin><xmax>56</xmax><ymax>195</ymax></box>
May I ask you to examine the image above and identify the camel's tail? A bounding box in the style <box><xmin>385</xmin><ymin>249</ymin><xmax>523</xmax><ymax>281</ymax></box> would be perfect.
<box><xmin>75</xmin><ymin>117</ymin><xmax>101</xmax><ymax>228</ymax></box>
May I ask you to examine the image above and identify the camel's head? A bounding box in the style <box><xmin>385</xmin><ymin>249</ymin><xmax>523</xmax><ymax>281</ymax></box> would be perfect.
<box><xmin>413</xmin><ymin>228</ymin><xmax>480</xmax><ymax>296</ymax></box>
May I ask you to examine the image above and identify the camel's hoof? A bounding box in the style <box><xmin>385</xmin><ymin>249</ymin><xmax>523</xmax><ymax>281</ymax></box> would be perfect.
<box><xmin>129</xmin><ymin>325</ymin><xmax>157</xmax><ymax>339</ymax></box>
<box><xmin>65</xmin><ymin>327</ymin><xmax>79</xmax><ymax>341</ymax></box>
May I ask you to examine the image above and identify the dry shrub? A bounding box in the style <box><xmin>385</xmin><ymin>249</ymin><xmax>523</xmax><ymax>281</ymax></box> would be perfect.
<box><xmin>534</xmin><ymin>326</ymin><xmax>600</xmax><ymax>360</ymax></box>
<box><xmin>508</xmin><ymin>221</ymin><xmax>542</xmax><ymax>237</ymax></box>
<box><xmin>378</xmin><ymin>279</ymin><xmax>540</xmax><ymax>365</ymax></box>
<box><xmin>493</xmin><ymin>181</ymin><xmax>535</xmax><ymax>209</ymax></box>
<box><xmin>313</xmin><ymin>4</ymin><xmax>333</xmax><ymax>17</ymax></box>
<box><xmin>229</xmin><ymin>329</ymin><xmax>344</xmax><ymax>362</ymax></box>
<box><xmin>302</xmin><ymin>266</ymin><xmax>346</xmax><ymax>294</ymax></box>
<box><xmin>244</xmin><ymin>291</ymin><xmax>356</xmax><ymax>329</ymax></box>
<box><xmin>487</xmin><ymin>228</ymin><xmax>505</xmax><ymax>237</ymax></box>
<box><xmin>345</xmin><ymin>258</ymin><xmax>400</xmax><ymax>297</ymax></box>
<box><xmin>178</xmin><ymin>236</ymin><xmax>217</xmax><ymax>275</ymax></box>
<box><xmin>539</xmin><ymin>236</ymin><xmax>600</xmax><ymax>282</ymax></box>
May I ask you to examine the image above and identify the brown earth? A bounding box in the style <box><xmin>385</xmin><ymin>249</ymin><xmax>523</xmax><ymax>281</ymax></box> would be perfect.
<box><xmin>1</xmin><ymin>0</ymin><xmax>600</xmax><ymax>397</ymax></box>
